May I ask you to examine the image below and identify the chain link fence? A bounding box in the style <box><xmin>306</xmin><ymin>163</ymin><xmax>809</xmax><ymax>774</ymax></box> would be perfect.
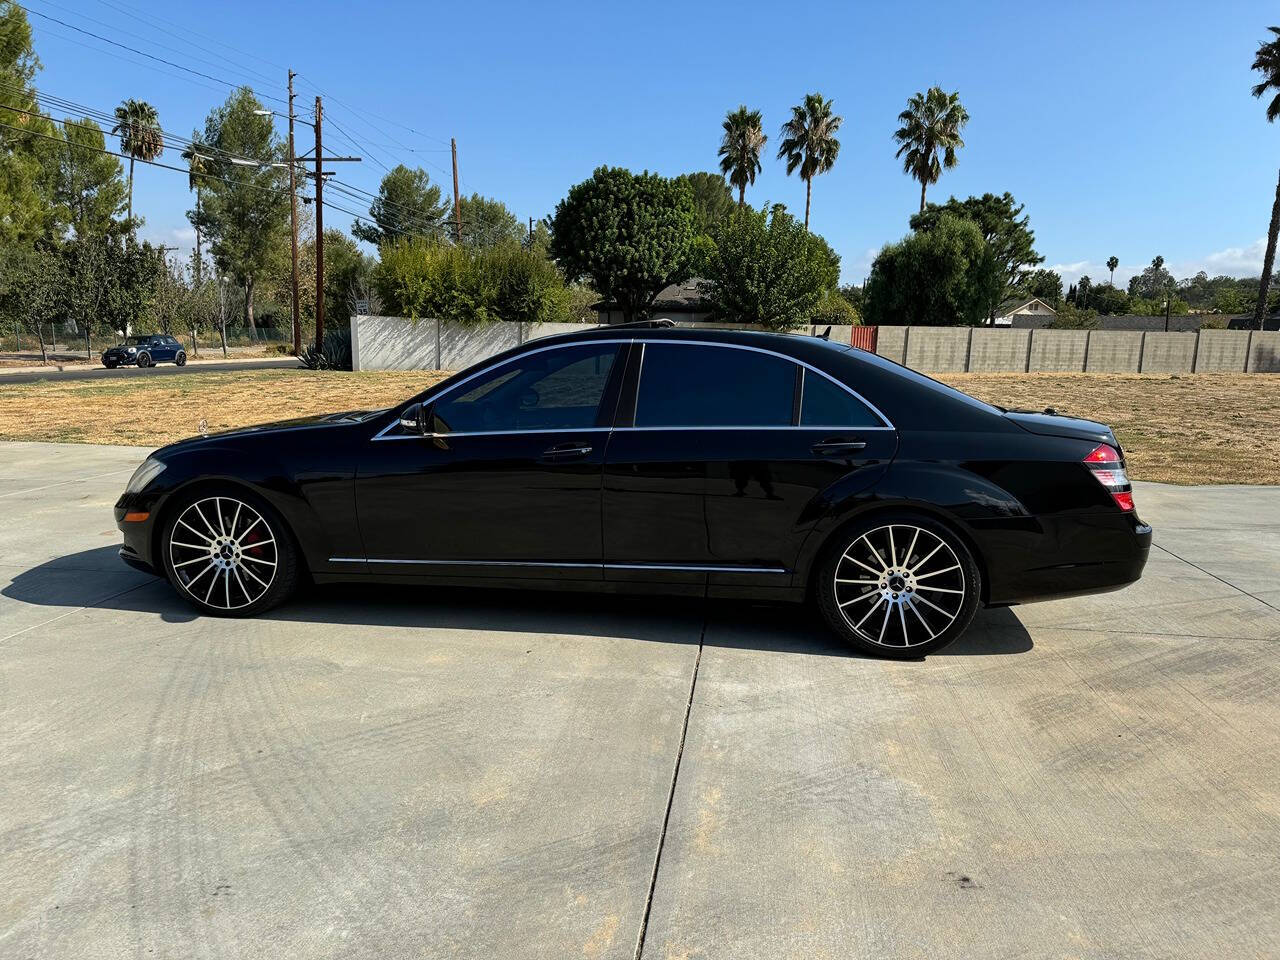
<box><xmin>1</xmin><ymin>321</ymin><xmax>295</xmax><ymax>363</ymax></box>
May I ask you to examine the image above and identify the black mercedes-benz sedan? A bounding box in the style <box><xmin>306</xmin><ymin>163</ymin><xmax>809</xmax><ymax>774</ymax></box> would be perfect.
<box><xmin>114</xmin><ymin>322</ymin><xmax>1151</xmax><ymax>658</ymax></box>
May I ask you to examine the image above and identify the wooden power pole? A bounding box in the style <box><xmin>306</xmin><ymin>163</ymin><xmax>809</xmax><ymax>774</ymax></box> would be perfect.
<box><xmin>314</xmin><ymin>95</ymin><xmax>324</xmax><ymax>353</ymax></box>
<box><xmin>451</xmin><ymin>137</ymin><xmax>462</xmax><ymax>244</ymax></box>
<box><xmin>288</xmin><ymin>70</ymin><xmax>300</xmax><ymax>356</ymax></box>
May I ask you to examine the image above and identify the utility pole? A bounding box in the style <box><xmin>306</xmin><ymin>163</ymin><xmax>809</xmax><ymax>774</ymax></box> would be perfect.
<box><xmin>314</xmin><ymin>95</ymin><xmax>324</xmax><ymax>353</ymax></box>
<box><xmin>528</xmin><ymin>216</ymin><xmax>533</xmax><ymax>245</ymax></box>
<box><xmin>288</xmin><ymin>70</ymin><xmax>300</xmax><ymax>357</ymax></box>
<box><xmin>451</xmin><ymin>137</ymin><xmax>462</xmax><ymax>244</ymax></box>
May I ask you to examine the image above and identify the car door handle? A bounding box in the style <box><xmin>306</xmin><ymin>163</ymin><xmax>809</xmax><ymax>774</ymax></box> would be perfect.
<box><xmin>541</xmin><ymin>441</ymin><xmax>593</xmax><ymax>460</ymax></box>
<box><xmin>811</xmin><ymin>437</ymin><xmax>867</xmax><ymax>455</ymax></box>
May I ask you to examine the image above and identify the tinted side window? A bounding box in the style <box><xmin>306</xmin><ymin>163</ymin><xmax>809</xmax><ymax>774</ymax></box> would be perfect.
<box><xmin>635</xmin><ymin>343</ymin><xmax>794</xmax><ymax>427</ymax></box>
<box><xmin>431</xmin><ymin>343</ymin><xmax>618</xmax><ymax>433</ymax></box>
<box><xmin>800</xmin><ymin>371</ymin><xmax>884</xmax><ymax>427</ymax></box>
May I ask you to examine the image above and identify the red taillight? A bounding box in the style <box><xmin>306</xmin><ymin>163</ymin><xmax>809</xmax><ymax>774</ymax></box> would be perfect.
<box><xmin>1083</xmin><ymin>443</ymin><xmax>1135</xmax><ymax>512</ymax></box>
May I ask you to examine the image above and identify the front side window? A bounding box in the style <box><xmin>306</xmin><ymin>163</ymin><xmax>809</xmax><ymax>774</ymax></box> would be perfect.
<box><xmin>635</xmin><ymin>343</ymin><xmax>795</xmax><ymax>427</ymax></box>
<box><xmin>430</xmin><ymin>343</ymin><xmax>618</xmax><ymax>434</ymax></box>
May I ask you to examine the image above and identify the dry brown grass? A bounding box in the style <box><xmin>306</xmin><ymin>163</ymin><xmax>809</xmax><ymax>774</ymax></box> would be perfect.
<box><xmin>0</xmin><ymin>368</ymin><xmax>1276</xmax><ymax>484</ymax></box>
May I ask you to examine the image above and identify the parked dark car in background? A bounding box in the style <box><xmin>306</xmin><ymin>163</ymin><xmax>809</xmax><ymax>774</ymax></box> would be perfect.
<box><xmin>102</xmin><ymin>334</ymin><xmax>187</xmax><ymax>368</ymax></box>
<box><xmin>113</xmin><ymin>322</ymin><xmax>1151</xmax><ymax>658</ymax></box>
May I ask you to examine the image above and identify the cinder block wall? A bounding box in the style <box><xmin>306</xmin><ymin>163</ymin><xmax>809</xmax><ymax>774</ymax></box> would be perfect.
<box><xmin>1194</xmin><ymin>330</ymin><xmax>1250</xmax><ymax>372</ymax></box>
<box><xmin>1139</xmin><ymin>332</ymin><xmax>1197</xmax><ymax>373</ymax></box>
<box><xmin>874</xmin><ymin>326</ymin><xmax>908</xmax><ymax>364</ymax></box>
<box><xmin>1085</xmin><ymin>331</ymin><xmax>1143</xmax><ymax>372</ymax></box>
<box><xmin>905</xmin><ymin>327</ymin><xmax>970</xmax><ymax>372</ymax></box>
<box><xmin>969</xmin><ymin>329</ymin><xmax>1031</xmax><ymax>372</ymax></box>
<box><xmin>1248</xmin><ymin>331</ymin><xmax>1280</xmax><ymax>372</ymax></box>
<box><xmin>1029</xmin><ymin>330</ymin><xmax>1088</xmax><ymax>372</ymax></box>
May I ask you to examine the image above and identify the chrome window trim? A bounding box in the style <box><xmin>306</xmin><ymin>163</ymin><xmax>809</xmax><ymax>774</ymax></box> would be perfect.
<box><xmin>631</xmin><ymin>339</ymin><xmax>894</xmax><ymax>430</ymax></box>
<box><xmin>372</xmin><ymin>339</ymin><xmax>631</xmax><ymax>441</ymax></box>
<box><xmin>372</xmin><ymin>334</ymin><xmax>896</xmax><ymax>441</ymax></box>
<box><xmin>328</xmin><ymin>557</ymin><xmax>788</xmax><ymax>574</ymax></box>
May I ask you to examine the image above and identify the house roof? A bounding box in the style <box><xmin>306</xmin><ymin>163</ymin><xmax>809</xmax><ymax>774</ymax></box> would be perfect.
<box><xmin>594</xmin><ymin>279</ymin><xmax>710</xmax><ymax>313</ymax></box>
<box><xmin>996</xmin><ymin>297</ymin><xmax>1057</xmax><ymax>316</ymax></box>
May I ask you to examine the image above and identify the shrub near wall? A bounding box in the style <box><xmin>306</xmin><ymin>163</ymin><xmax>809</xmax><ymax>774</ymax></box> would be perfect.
<box><xmin>374</xmin><ymin>239</ymin><xmax>578</xmax><ymax>325</ymax></box>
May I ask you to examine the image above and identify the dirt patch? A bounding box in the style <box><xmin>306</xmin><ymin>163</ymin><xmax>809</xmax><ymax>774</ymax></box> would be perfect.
<box><xmin>0</xmin><ymin>368</ymin><xmax>1275</xmax><ymax>484</ymax></box>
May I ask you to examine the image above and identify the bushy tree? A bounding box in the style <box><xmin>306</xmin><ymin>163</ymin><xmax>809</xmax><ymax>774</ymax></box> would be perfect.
<box><xmin>550</xmin><ymin>166</ymin><xmax>695</xmax><ymax>322</ymax></box>
<box><xmin>0</xmin><ymin>243</ymin><xmax>63</xmax><ymax>361</ymax></box>
<box><xmin>863</xmin><ymin>214</ymin><xmax>1001</xmax><ymax>326</ymax></box>
<box><xmin>52</xmin><ymin>117</ymin><xmax>128</xmax><ymax>239</ymax></box>
<box><xmin>1127</xmin><ymin>255</ymin><xmax>1175</xmax><ymax>300</ymax></box>
<box><xmin>702</xmin><ymin>203</ymin><xmax>840</xmax><ymax>330</ymax></box>
<box><xmin>676</xmin><ymin>171</ymin><xmax>734</xmax><ymax>235</ymax></box>
<box><xmin>910</xmin><ymin>192</ymin><xmax>1042</xmax><ymax>318</ymax></box>
<box><xmin>351</xmin><ymin>164</ymin><xmax>449</xmax><ymax>246</ymax></box>
<box><xmin>0</xmin><ymin>1</ymin><xmax>58</xmax><ymax>245</ymax></box>
<box><xmin>189</xmin><ymin>87</ymin><xmax>290</xmax><ymax>330</ymax></box>
<box><xmin>1087</xmin><ymin>282</ymin><xmax>1129</xmax><ymax>315</ymax></box>
<box><xmin>1015</xmin><ymin>268</ymin><xmax>1063</xmax><ymax>306</ymax></box>
<box><xmin>457</xmin><ymin>193</ymin><xmax>523</xmax><ymax>248</ymax></box>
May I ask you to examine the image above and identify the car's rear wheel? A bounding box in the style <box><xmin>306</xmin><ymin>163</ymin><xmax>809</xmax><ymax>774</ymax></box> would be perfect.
<box><xmin>160</xmin><ymin>488</ymin><xmax>299</xmax><ymax>617</ymax></box>
<box><xmin>175</xmin><ymin>351</ymin><xmax>187</xmax><ymax>366</ymax></box>
<box><xmin>815</xmin><ymin>513</ymin><xmax>981</xmax><ymax>658</ymax></box>
<box><xmin>136</xmin><ymin>352</ymin><xmax>152</xmax><ymax>367</ymax></box>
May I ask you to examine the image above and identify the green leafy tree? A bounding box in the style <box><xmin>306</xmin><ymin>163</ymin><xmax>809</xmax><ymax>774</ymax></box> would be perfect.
<box><xmin>702</xmin><ymin>203</ymin><xmax>840</xmax><ymax>330</ymax></box>
<box><xmin>1015</xmin><ymin>268</ymin><xmax>1063</xmax><ymax>306</ymax></box>
<box><xmin>1126</xmin><ymin>255</ymin><xmax>1175</xmax><ymax>300</ymax></box>
<box><xmin>1251</xmin><ymin>26</ymin><xmax>1280</xmax><ymax>327</ymax></box>
<box><xmin>189</xmin><ymin>88</ymin><xmax>290</xmax><ymax>330</ymax></box>
<box><xmin>457</xmin><ymin>192</ymin><xmax>523</xmax><ymax>248</ymax></box>
<box><xmin>863</xmin><ymin>214</ymin><xmax>1001</xmax><ymax>327</ymax></box>
<box><xmin>61</xmin><ymin>233</ymin><xmax>111</xmax><ymax>353</ymax></box>
<box><xmin>1088</xmin><ymin>283</ymin><xmax>1129</xmax><ymax>315</ymax></box>
<box><xmin>351</xmin><ymin>164</ymin><xmax>448</xmax><ymax>246</ymax></box>
<box><xmin>0</xmin><ymin>243</ymin><xmax>63</xmax><ymax>361</ymax></box>
<box><xmin>717</xmin><ymin>106</ymin><xmax>767</xmax><ymax>207</ymax></box>
<box><xmin>0</xmin><ymin>1</ymin><xmax>58</xmax><ymax>245</ymax></box>
<box><xmin>100</xmin><ymin>240</ymin><xmax>164</xmax><ymax>337</ymax></box>
<box><xmin>676</xmin><ymin>172</ymin><xmax>735</xmax><ymax>236</ymax></box>
<box><xmin>893</xmin><ymin>87</ymin><xmax>969</xmax><ymax>212</ymax></box>
<box><xmin>111</xmin><ymin>98</ymin><xmax>163</xmax><ymax>228</ymax></box>
<box><xmin>811</xmin><ymin>288</ymin><xmax>859</xmax><ymax>326</ymax></box>
<box><xmin>777</xmin><ymin>93</ymin><xmax>842</xmax><ymax>230</ymax></box>
<box><xmin>1106</xmin><ymin>255</ymin><xmax>1119</xmax><ymax>286</ymax></box>
<box><xmin>53</xmin><ymin>117</ymin><xmax>127</xmax><ymax>239</ymax></box>
<box><xmin>550</xmin><ymin>166</ymin><xmax>695</xmax><ymax>322</ymax></box>
<box><xmin>181</xmin><ymin>135</ymin><xmax>208</xmax><ymax>284</ymax></box>
<box><xmin>911</xmin><ymin>192</ymin><xmax>1042</xmax><ymax>318</ymax></box>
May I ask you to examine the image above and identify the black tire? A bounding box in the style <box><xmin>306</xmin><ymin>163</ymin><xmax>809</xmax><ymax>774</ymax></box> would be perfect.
<box><xmin>136</xmin><ymin>352</ymin><xmax>152</xmax><ymax>367</ymax></box>
<box><xmin>175</xmin><ymin>351</ymin><xmax>187</xmax><ymax>366</ymax></box>
<box><xmin>814</xmin><ymin>512</ymin><xmax>981</xmax><ymax>659</ymax></box>
<box><xmin>159</xmin><ymin>486</ymin><xmax>301</xmax><ymax>617</ymax></box>
<box><xmin>103</xmin><ymin>361</ymin><xmax>116</xmax><ymax>369</ymax></box>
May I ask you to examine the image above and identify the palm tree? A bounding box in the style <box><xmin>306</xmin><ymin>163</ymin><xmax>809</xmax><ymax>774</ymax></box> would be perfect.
<box><xmin>181</xmin><ymin>138</ymin><xmax>206</xmax><ymax>286</ymax></box>
<box><xmin>112</xmin><ymin>99</ymin><xmax>164</xmax><ymax>228</ymax></box>
<box><xmin>1106</xmin><ymin>256</ymin><xmax>1119</xmax><ymax>286</ymax></box>
<box><xmin>892</xmin><ymin>87</ymin><xmax>969</xmax><ymax>213</ymax></box>
<box><xmin>718</xmin><ymin>106</ymin><xmax>767</xmax><ymax>207</ymax></box>
<box><xmin>1252</xmin><ymin>26</ymin><xmax>1280</xmax><ymax>327</ymax></box>
<box><xmin>776</xmin><ymin>93</ymin><xmax>842</xmax><ymax>230</ymax></box>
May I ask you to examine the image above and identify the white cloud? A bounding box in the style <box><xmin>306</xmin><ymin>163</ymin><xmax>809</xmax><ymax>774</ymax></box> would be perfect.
<box><xmin>1050</xmin><ymin>238</ymin><xmax>1269</xmax><ymax>289</ymax></box>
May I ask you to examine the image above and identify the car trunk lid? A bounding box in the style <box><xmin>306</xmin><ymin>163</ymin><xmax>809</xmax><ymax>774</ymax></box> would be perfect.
<box><xmin>1002</xmin><ymin>410</ymin><xmax>1117</xmax><ymax>445</ymax></box>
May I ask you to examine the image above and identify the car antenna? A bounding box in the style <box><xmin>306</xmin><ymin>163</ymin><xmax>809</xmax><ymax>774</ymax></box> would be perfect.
<box><xmin>818</xmin><ymin>326</ymin><xmax>831</xmax><ymax>340</ymax></box>
<box><xmin>602</xmin><ymin>318</ymin><xmax>677</xmax><ymax>330</ymax></box>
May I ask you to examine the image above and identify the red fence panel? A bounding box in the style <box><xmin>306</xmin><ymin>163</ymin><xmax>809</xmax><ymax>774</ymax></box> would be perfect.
<box><xmin>849</xmin><ymin>326</ymin><xmax>878</xmax><ymax>353</ymax></box>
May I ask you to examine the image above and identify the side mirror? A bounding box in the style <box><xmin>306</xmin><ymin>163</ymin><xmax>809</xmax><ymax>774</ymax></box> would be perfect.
<box><xmin>399</xmin><ymin>402</ymin><xmax>426</xmax><ymax>434</ymax></box>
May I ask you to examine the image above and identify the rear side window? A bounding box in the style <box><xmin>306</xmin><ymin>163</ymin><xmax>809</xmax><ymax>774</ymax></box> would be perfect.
<box><xmin>635</xmin><ymin>343</ymin><xmax>794</xmax><ymax>427</ymax></box>
<box><xmin>800</xmin><ymin>370</ymin><xmax>884</xmax><ymax>427</ymax></box>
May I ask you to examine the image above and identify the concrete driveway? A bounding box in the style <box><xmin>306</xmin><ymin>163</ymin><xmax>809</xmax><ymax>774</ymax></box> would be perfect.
<box><xmin>1</xmin><ymin>440</ymin><xmax>1278</xmax><ymax>959</ymax></box>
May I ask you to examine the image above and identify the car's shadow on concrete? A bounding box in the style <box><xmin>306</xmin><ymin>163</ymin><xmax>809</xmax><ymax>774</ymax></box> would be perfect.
<box><xmin>4</xmin><ymin>546</ymin><xmax>1033</xmax><ymax>659</ymax></box>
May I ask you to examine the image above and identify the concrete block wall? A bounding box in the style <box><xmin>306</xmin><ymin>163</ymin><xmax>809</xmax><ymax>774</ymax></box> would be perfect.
<box><xmin>874</xmin><ymin>326</ymin><xmax>908</xmax><ymax>364</ymax></box>
<box><xmin>1139</xmin><ymin>333</ymin><xmax>1197</xmax><ymax>373</ymax></box>
<box><xmin>905</xmin><ymin>327</ymin><xmax>970</xmax><ymax>372</ymax></box>
<box><xmin>1085</xmin><ymin>331</ymin><xmax>1144</xmax><ymax>373</ymax></box>
<box><xmin>969</xmin><ymin>329</ymin><xmax>1031</xmax><ymax>372</ymax></box>
<box><xmin>350</xmin><ymin>314</ymin><xmax>438</xmax><ymax>371</ymax></box>
<box><xmin>1194</xmin><ymin>330</ymin><xmax>1250</xmax><ymax>372</ymax></box>
<box><xmin>1028</xmin><ymin>329</ymin><xmax>1088</xmax><ymax>372</ymax></box>
<box><xmin>1248</xmin><ymin>331</ymin><xmax>1280</xmax><ymax>372</ymax></box>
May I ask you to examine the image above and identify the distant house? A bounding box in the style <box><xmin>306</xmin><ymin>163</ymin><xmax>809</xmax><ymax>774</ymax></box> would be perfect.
<box><xmin>595</xmin><ymin>279</ymin><xmax>712</xmax><ymax>325</ymax></box>
<box><xmin>993</xmin><ymin>297</ymin><xmax>1057</xmax><ymax>326</ymax></box>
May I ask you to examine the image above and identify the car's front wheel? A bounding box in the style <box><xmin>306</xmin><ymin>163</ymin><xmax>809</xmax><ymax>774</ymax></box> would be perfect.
<box><xmin>160</xmin><ymin>488</ymin><xmax>300</xmax><ymax>617</ymax></box>
<box><xmin>103</xmin><ymin>360</ymin><xmax>116</xmax><ymax>368</ymax></box>
<box><xmin>815</xmin><ymin>513</ymin><xmax>981</xmax><ymax>658</ymax></box>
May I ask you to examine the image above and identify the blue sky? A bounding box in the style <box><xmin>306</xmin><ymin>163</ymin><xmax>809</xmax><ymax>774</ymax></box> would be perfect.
<box><xmin>22</xmin><ymin>0</ymin><xmax>1280</xmax><ymax>286</ymax></box>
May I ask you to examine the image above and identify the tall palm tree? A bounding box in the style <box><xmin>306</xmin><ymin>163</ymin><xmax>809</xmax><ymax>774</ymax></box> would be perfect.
<box><xmin>718</xmin><ymin>106</ymin><xmax>767</xmax><ymax>207</ymax></box>
<box><xmin>1106</xmin><ymin>256</ymin><xmax>1119</xmax><ymax>286</ymax></box>
<box><xmin>112</xmin><ymin>98</ymin><xmax>164</xmax><ymax>228</ymax></box>
<box><xmin>1251</xmin><ymin>26</ymin><xmax>1280</xmax><ymax>327</ymax></box>
<box><xmin>181</xmin><ymin>138</ymin><xmax>206</xmax><ymax>285</ymax></box>
<box><xmin>776</xmin><ymin>93</ymin><xmax>842</xmax><ymax>230</ymax></box>
<box><xmin>892</xmin><ymin>87</ymin><xmax>969</xmax><ymax>213</ymax></box>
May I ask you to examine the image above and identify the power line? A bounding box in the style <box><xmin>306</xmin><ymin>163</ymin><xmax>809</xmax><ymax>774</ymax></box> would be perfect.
<box><xmin>14</xmin><ymin>1</ymin><xmax>290</xmax><ymax>107</ymax></box>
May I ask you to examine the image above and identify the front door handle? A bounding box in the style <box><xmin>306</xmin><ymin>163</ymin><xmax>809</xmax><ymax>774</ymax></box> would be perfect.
<box><xmin>811</xmin><ymin>437</ymin><xmax>867</xmax><ymax>455</ymax></box>
<box><xmin>542</xmin><ymin>441</ymin><xmax>593</xmax><ymax>461</ymax></box>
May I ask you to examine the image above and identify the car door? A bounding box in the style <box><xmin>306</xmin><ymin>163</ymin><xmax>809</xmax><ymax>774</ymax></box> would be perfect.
<box><xmin>353</xmin><ymin>340</ymin><xmax>626</xmax><ymax>582</ymax></box>
<box><xmin>602</xmin><ymin>340</ymin><xmax>897</xmax><ymax>592</ymax></box>
<box><xmin>150</xmin><ymin>337</ymin><xmax>175</xmax><ymax>361</ymax></box>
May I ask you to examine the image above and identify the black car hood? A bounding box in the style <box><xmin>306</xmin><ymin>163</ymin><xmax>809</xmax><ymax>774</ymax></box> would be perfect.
<box><xmin>1002</xmin><ymin>410</ymin><xmax>1115</xmax><ymax>445</ymax></box>
<box><xmin>163</xmin><ymin>409</ymin><xmax>386</xmax><ymax>449</ymax></box>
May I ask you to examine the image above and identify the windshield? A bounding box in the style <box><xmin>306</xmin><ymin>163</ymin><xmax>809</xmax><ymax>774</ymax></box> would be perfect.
<box><xmin>122</xmin><ymin>336</ymin><xmax>150</xmax><ymax>345</ymax></box>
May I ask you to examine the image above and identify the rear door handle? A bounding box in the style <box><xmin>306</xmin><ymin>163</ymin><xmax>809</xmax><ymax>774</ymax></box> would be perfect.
<box><xmin>542</xmin><ymin>441</ymin><xmax>593</xmax><ymax>460</ymax></box>
<box><xmin>811</xmin><ymin>437</ymin><xmax>867</xmax><ymax>455</ymax></box>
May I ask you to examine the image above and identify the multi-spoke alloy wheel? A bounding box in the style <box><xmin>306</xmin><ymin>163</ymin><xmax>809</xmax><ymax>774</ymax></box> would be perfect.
<box><xmin>816</xmin><ymin>515</ymin><xmax>980</xmax><ymax>658</ymax></box>
<box><xmin>162</xmin><ymin>492</ymin><xmax>298</xmax><ymax>615</ymax></box>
